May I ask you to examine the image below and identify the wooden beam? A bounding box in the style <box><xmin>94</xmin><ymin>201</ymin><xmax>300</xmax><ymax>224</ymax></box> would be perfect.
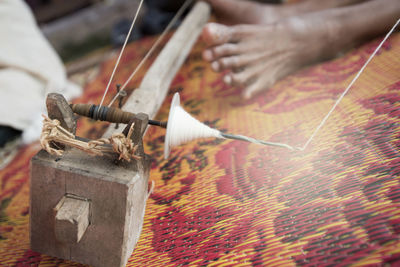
<box><xmin>103</xmin><ymin>1</ymin><xmax>211</xmax><ymax>138</ymax></box>
<box><xmin>41</xmin><ymin>0</ymin><xmax>143</xmax><ymax>54</ymax></box>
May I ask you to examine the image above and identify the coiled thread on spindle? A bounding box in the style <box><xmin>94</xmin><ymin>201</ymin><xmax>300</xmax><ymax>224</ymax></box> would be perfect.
<box><xmin>70</xmin><ymin>103</ymin><xmax>167</xmax><ymax>128</ymax></box>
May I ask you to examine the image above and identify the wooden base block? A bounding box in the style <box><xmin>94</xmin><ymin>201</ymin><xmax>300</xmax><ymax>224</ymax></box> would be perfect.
<box><xmin>30</xmin><ymin>148</ymin><xmax>150</xmax><ymax>267</ymax></box>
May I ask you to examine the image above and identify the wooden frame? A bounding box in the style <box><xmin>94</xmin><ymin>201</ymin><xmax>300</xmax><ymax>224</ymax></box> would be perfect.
<box><xmin>30</xmin><ymin>2</ymin><xmax>211</xmax><ymax>267</ymax></box>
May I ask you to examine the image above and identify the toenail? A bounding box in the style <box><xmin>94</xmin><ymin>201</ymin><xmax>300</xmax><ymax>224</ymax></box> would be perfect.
<box><xmin>203</xmin><ymin>50</ymin><xmax>213</xmax><ymax>61</ymax></box>
<box><xmin>223</xmin><ymin>75</ymin><xmax>232</xmax><ymax>85</ymax></box>
<box><xmin>211</xmin><ymin>61</ymin><xmax>220</xmax><ymax>72</ymax></box>
<box><xmin>243</xmin><ymin>91</ymin><xmax>252</xmax><ymax>99</ymax></box>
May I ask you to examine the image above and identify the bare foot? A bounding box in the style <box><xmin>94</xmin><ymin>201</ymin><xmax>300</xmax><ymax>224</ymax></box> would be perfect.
<box><xmin>202</xmin><ymin>18</ymin><xmax>335</xmax><ymax>99</ymax></box>
<box><xmin>202</xmin><ymin>0</ymin><xmax>399</xmax><ymax>99</ymax></box>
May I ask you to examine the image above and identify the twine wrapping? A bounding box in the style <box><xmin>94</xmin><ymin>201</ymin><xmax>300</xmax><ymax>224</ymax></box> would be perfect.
<box><xmin>40</xmin><ymin>115</ymin><xmax>140</xmax><ymax>161</ymax></box>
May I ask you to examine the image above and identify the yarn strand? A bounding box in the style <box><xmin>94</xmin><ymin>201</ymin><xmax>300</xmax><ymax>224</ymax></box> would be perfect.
<box><xmin>108</xmin><ymin>0</ymin><xmax>194</xmax><ymax>107</ymax></box>
<box><xmin>298</xmin><ymin>18</ymin><xmax>400</xmax><ymax>151</ymax></box>
<box><xmin>99</xmin><ymin>0</ymin><xmax>144</xmax><ymax>107</ymax></box>
<box><xmin>220</xmin><ymin>133</ymin><xmax>296</xmax><ymax>150</ymax></box>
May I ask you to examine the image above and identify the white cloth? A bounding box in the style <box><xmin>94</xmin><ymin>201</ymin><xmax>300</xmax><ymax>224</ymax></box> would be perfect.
<box><xmin>0</xmin><ymin>0</ymin><xmax>81</xmax><ymax>143</ymax></box>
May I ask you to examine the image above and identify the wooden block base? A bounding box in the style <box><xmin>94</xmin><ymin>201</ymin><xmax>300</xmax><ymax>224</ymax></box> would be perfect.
<box><xmin>30</xmin><ymin>148</ymin><xmax>150</xmax><ymax>267</ymax></box>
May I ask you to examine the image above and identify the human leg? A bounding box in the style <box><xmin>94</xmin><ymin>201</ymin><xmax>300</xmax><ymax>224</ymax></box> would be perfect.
<box><xmin>202</xmin><ymin>0</ymin><xmax>370</xmax><ymax>25</ymax></box>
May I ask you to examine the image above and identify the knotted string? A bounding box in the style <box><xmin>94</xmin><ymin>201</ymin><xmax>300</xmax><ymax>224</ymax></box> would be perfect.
<box><xmin>40</xmin><ymin>115</ymin><xmax>140</xmax><ymax>161</ymax></box>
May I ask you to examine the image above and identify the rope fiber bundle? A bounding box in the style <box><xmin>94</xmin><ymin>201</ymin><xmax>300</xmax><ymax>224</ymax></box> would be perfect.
<box><xmin>40</xmin><ymin>115</ymin><xmax>141</xmax><ymax>161</ymax></box>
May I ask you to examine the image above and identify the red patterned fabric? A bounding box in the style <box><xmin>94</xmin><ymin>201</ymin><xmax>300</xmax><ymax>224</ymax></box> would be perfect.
<box><xmin>1</xmin><ymin>32</ymin><xmax>400</xmax><ymax>266</ymax></box>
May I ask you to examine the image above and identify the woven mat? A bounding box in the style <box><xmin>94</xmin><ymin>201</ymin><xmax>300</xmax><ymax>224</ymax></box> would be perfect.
<box><xmin>1</xmin><ymin>32</ymin><xmax>400</xmax><ymax>266</ymax></box>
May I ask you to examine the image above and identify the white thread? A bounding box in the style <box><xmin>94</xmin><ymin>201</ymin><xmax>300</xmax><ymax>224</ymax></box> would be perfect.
<box><xmin>99</xmin><ymin>0</ymin><xmax>144</xmax><ymax>107</ymax></box>
<box><xmin>164</xmin><ymin>93</ymin><xmax>221</xmax><ymax>159</ymax></box>
<box><xmin>108</xmin><ymin>0</ymin><xmax>194</xmax><ymax>108</ymax></box>
<box><xmin>220</xmin><ymin>133</ymin><xmax>296</xmax><ymax>150</ymax></box>
<box><xmin>298</xmin><ymin>18</ymin><xmax>400</xmax><ymax>151</ymax></box>
<box><xmin>164</xmin><ymin>93</ymin><xmax>294</xmax><ymax>159</ymax></box>
<box><xmin>169</xmin><ymin>106</ymin><xmax>221</xmax><ymax>145</ymax></box>
<box><xmin>163</xmin><ymin>19</ymin><xmax>399</xmax><ymax>158</ymax></box>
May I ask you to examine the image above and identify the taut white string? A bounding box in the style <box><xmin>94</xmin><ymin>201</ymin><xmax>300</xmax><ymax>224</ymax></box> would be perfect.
<box><xmin>108</xmin><ymin>0</ymin><xmax>193</xmax><ymax>107</ymax></box>
<box><xmin>297</xmin><ymin>18</ymin><xmax>400</xmax><ymax>151</ymax></box>
<box><xmin>99</xmin><ymin>0</ymin><xmax>145</xmax><ymax>107</ymax></box>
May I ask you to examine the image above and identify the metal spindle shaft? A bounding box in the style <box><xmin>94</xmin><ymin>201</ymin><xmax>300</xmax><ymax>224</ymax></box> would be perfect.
<box><xmin>220</xmin><ymin>132</ymin><xmax>296</xmax><ymax>150</ymax></box>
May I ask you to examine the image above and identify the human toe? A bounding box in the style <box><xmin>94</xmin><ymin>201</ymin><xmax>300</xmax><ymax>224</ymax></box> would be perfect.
<box><xmin>202</xmin><ymin>49</ymin><xmax>214</xmax><ymax>62</ymax></box>
<box><xmin>229</xmin><ymin>62</ymin><xmax>266</xmax><ymax>87</ymax></box>
<box><xmin>243</xmin><ymin>76</ymin><xmax>275</xmax><ymax>99</ymax></box>
<box><xmin>222</xmin><ymin>71</ymin><xmax>251</xmax><ymax>87</ymax></box>
<box><xmin>203</xmin><ymin>43</ymin><xmax>240</xmax><ymax>64</ymax></box>
<box><xmin>216</xmin><ymin>53</ymin><xmax>257</xmax><ymax>71</ymax></box>
<box><xmin>202</xmin><ymin>23</ymin><xmax>234</xmax><ymax>46</ymax></box>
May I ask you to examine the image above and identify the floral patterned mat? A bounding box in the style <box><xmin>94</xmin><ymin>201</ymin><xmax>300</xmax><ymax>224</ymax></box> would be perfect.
<box><xmin>1</xmin><ymin>32</ymin><xmax>400</xmax><ymax>266</ymax></box>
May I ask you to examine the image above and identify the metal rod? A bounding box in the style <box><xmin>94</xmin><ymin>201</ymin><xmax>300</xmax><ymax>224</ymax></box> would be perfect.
<box><xmin>220</xmin><ymin>133</ymin><xmax>297</xmax><ymax>150</ymax></box>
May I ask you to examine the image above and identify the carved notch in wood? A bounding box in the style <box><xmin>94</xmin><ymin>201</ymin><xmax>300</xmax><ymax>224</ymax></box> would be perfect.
<box><xmin>54</xmin><ymin>194</ymin><xmax>91</xmax><ymax>244</ymax></box>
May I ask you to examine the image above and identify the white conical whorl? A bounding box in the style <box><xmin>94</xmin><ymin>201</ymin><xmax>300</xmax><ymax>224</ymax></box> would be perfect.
<box><xmin>164</xmin><ymin>93</ymin><xmax>222</xmax><ymax>159</ymax></box>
